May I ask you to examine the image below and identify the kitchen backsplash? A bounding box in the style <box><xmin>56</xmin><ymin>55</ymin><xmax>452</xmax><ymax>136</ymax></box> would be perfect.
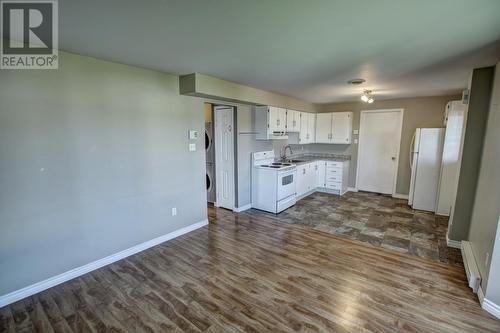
<box><xmin>273</xmin><ymin>140</ymin><xmax>352</xmax><ymax>160</ymax></box>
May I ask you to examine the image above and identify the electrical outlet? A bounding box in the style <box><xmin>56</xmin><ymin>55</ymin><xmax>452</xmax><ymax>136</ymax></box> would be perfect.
<box><xmin>485</xmin><ymin>252</ymin><xmax>490</xmax><ymax>266</ymax></box>
<box><xmin>172</xmin><ymin>207</ymin><xmax>177</xmax><ymax>216</ymax></box>
<box><xmin>189</xmin><ymin>143</ymin><xmax>196</xmax><ymax>151</ymax></box>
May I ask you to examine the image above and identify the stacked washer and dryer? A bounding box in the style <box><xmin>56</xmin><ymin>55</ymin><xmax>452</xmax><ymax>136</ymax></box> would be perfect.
<box><xmin>205</xmin><ymin>121</ymin><xmax>216</xmax><ymax>203</ymax></box>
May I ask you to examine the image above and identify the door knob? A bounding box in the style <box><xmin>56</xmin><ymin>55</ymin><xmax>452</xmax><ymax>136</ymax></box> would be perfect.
<box><xmin>391</xmin><ymin>157</ymin><xmax>396</xmax><ymax>160</ymax></box>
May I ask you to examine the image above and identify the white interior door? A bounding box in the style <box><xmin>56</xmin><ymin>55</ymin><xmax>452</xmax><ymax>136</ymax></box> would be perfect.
<box><xmin>357</xmin><ymin>109</ymin><xmax>403</xmax><ymax>194</ymax></box>
<box><xmin>214</xmin><ymin>106</ymin><xmax>235</xmax><ymax>210</ymax></box>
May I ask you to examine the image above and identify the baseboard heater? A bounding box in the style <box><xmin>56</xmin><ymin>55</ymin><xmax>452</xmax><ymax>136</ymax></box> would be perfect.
<box><xmin>461</xmin><ymin>241</ymin><xmax>481</xmax><ymax>293</ymax></box>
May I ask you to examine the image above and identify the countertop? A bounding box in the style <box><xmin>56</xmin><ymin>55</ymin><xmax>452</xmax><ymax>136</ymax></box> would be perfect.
<box><xmin>278</xmin><ymin>154</ymin><xmax>350</xmax><ymax>166</ymax></box>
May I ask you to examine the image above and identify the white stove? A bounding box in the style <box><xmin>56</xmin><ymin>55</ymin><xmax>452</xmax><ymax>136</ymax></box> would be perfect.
<box><xmin>251</xmin><ymin>151</ymin><xmax>297</xmax><ymax>213</ymax></box>
<box><xmin>255</xmin><ymin>161</ymin><xmax>295</xmax><ymax>171</ymax></box>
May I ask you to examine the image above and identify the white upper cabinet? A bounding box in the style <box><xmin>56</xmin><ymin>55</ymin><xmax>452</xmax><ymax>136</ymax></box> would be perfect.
<box><xmin>286</xmin><ymin>109</ymin><xmax>300</xmax><ymax>132</ymax></box>
<box><xmin>313</xmin><ymin>112</ymin><xmax>353</xmax><ymax>144</ymax></box>
<box><xmin>331</xmin><ymin>112</ymin><xmax>353</xmax><ymax>144</ymax></box>
<box><xmin>268</xmin><ymin>106</ymin><xmax>287</xmax><ymax>132</ymax></box>
<box><xmin>298</xmin><ymin>112</ymin><xmax>316</xmax><ymax>144</ymax></box>
<box><xmin>254</xmin><ymin>106</ymin><xmax>288</xmax><ymax>140</ymax></box>
<box><xmin>315</xmin><ymin>113</ymin><xmax>333</xmax><ymax>143</ymax></box>
<box><xmin>307</xmin><ymin>113</ymin><xmax>316</xmax><ymax>144</ymax></box>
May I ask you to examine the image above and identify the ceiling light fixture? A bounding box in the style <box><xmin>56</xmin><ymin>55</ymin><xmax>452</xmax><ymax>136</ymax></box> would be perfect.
<box><xmin>361</xmin><ymin>90</ymin><xmax>374</xmax><ymax>103</ymax></box>
<box><xmin>347</xmin><ymin>78</ymin><xmax>366</xmax><ymax>85</ymax></box>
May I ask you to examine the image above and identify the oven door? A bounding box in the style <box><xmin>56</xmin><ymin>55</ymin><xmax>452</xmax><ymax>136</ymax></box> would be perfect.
<box><xmin>277</xmin><ymin>169</ymin><xmax>296</xmax><ymax>201</ymax></box>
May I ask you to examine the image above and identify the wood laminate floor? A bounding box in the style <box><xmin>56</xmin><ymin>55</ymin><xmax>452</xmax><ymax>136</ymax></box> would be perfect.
<box><xmin>1</xmin><ymin>205</ymin><xmax>499</xmax><ymax>332</ymax></box>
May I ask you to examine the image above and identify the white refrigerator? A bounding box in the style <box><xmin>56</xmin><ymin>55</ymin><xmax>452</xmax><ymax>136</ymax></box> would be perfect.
<box><xmin>408</xmin><ymin>128</ymin><xmax>445</xmax><ymax>212</ymax></box>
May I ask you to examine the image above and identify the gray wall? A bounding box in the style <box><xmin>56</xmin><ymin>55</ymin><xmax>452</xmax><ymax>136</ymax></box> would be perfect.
<box><xmin>467</xmin><ymin>63</ymin><xmax>500</xmax><ymax>296</ymax></box>
<box><xmin>235</xmin><ymin>105</ymin><xmax>273</xmax><ymax>207</ymax></box>
<box><xmin>449</xmin><ymin>67</ymin><xmax>495</xmax><ymax>241</ymax></box>
<box><xmin>0</xmin><ymin>51</ymin><xmax>207</xmax><ymax>296</ymax></box>
<box><xmin>313</xmin><ymin>95</ymin><xmax>459</xmax><ymax>194</ymax></box>
<box><xmin>486</xmin><ymin>219</ymin><xmax>500</xmax><ymax>305</ymax></box>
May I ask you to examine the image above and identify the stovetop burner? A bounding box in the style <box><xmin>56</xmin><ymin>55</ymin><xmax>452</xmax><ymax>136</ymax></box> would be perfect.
<box><xmin>259</xmin><ymin>162</ymin><xmax>295</xmax><ymax>170</ymax></box>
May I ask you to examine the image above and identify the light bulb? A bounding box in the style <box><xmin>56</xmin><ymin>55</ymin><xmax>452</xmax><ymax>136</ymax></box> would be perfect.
<box><xmin>368</xmin><ymin>98</ymin><xmax>374</xmax><ymax>103</ymax></box>
<box><xmin>361</xmin><ymin>95</ymin><xmax>369</xmax><ymax>102</ymax></box>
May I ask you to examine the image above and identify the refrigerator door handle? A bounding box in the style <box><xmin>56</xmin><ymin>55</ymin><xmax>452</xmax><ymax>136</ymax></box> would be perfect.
<box><xmin>409</xmin><ymin>131</ymin><xmax>416</xmax><ymax>169</ymax></box>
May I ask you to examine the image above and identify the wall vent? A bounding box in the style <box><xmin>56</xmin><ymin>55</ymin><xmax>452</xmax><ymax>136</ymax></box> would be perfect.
<box><xmin>461</xmin><ymin>241</ymin><xmax>481</xmax><ymax>293</ymax></box>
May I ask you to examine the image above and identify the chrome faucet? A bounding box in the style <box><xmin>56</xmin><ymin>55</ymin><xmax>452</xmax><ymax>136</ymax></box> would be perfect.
<box><xmin>280</xmin><ymin>145</ymin><xmax>293</xmax><ymax>161</ymax></box>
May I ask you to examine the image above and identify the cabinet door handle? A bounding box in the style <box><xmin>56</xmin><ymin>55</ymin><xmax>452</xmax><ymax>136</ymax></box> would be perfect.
<box><xmin>303</xmin><ymin>169</ymin><xmax>306</xmax><ymax>174</ymax></box>
<box><xmin>277</xmin><ymin>119</ymin><xmax>280</xmax><ymax>126</ymax></box>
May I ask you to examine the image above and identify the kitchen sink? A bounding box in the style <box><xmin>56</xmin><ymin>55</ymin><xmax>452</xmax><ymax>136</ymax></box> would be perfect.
<box><xmin>284</xmin><ymin>159</ymin><xmax>307</xmax><ymax>163</ymax></box>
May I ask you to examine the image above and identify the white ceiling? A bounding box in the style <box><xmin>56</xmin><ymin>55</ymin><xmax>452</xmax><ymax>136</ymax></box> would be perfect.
<box><xmin>60</xmin><ymin>0</ymin><xmax>500</xmax><ymax>104</ymax></box>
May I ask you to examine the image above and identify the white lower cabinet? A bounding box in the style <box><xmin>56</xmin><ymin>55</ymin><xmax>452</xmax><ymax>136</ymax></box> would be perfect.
<box><xmin>323</xmin><ymin>160</ymin><xmax>349</xmax><ymax>195</ymax></box>
<box><xmin>296</xmin><ymin>164</ymin><xmax>309</xmax><ymax>197</ymax></box>
<box><xmin>315</xmin><ymin>161</ymin><xmax>326</xmax><ymax>188</ymax></box>
<box><xmin>296</xmin><ymin>160</ymin><xmax>349</xmax><ymax>198</ymax></box>
<box><xmin>296</xmin><ymin>162</ymin><xmax>316</xmax><ymax>197</ymax></box>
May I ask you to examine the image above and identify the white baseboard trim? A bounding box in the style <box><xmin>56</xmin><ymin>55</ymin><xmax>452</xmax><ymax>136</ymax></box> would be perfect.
<box><xmin>392</xmin><ymin>193</ymin><xmax>409</xmax><ymax>200</ymax></box>
<box><xmin>233</xmin><ymin>204</ymin><xmax>251</xmax><ymax>212</ymax></box>
<box><xmin>446</xmin><ymin>235</ymin><xmax>462</xmax><ymax>249</ymax></box>
<box><xmin>483</xmin><ymin>298</ymin><xmax>500</xmax><ymax>319</ymax></box>
<box><xmin>347</xmin><ymin>187</ymin><xmax>358</xmax><ymax>192</ymax></box>
<box><xmin>0</xmin><ymin>219</ymin><xmax>208</xmax><ymax>308</ymax></box>
<box><xmin>477</xmin><ymin>285</ymin><xmax>500</xmax><ymax>319</ymax></box>
<box><xmin>474</xmin><ymin>284</ymin><xmax>500</xmax><ymax>319</ymax></box>
<box><xmin>296</xmin><ymin>189</ymin><xmax>317</xmax><ymax>201</ymax></box>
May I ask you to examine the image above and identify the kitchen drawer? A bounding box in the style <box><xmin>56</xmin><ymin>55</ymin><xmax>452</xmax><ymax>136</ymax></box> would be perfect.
<box><xmin>326</xmin><ymin>161</ymin><xmax>343</xmax><ymax>168</ymax></box>
<box><xmin>326</xmin><ymin>174</ymin><xmax>342</xmax><ymax>182</ymax></box>
<box><xmin>326</xmin><ymin>168</ymin><xmax>343</xmax><ymax>176</ymax></box>
<box><xmin>326</xmin><ymin>182</ymin><xmax>342</xmax><ymax>190</ymax></box>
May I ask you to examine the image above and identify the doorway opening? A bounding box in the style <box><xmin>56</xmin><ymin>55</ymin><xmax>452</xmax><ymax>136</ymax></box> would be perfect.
<box><xmin>204</xmin><ymin>103</ymin><xmax>236</xmax><ymax>211</ymax></box>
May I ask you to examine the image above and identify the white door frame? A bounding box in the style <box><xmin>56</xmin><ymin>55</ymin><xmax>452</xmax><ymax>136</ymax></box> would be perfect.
<box><xmin>214</xmin><ymin>105</ymin><xmax>235</xmax><ymax>210</ymax></box>
<box><xmin>355</xmin><ymin>108</ymin><xmax>404</xmax><ymax>196</ymax></box>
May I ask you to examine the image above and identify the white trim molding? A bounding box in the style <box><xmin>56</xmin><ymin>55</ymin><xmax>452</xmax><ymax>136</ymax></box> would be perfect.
<box><xmin>477</xmin><ymin>278</ymin><xmax>500</xmax><ymax>319</ymax></box>
<box><xmin>392</xmin><ymin>193</ymin><xmax>409</xmax><ymax>200</ymax></box>
<box><xmin>233</xmin><ymin>204</ymin><xmax>251</xmax><ymax>212</ymax></box>
<box><xmin>446</xmin><ymin>235</ymin><xmax>462</xmax><ymax>249</ymax></box>
<box><xmin>0</xmin><ymin>219</ymin><xmax>208</xmax><ymax>308</ymax></box>
<box><xmin>478</xmin><ymin>285</ymin><xmax>485</xmax><ymax>305</ymax></box>
<box><xmin>347</xmin><ymin>187</ymin><xmax>358</xmax><ymax>192</ymax></box>
<box><xmin>483</xmin><ymin>298</ymin><xmax>500</xmax><ymax>319</ymax></box>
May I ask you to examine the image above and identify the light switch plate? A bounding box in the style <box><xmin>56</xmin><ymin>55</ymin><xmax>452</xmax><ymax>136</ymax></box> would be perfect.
<box><xmin>353</xmin><ymin>129</ymin><xmax>359</xmax><ymax>135</ymax></box>
<box><xmin>188</xmin><ymin>130</ymin><xmax>199</xmax><ymax>140</ymax></box>
<box><xmin>354</xmin><ymin>138</ymin><xmax>358</xmax><ymax>144</ymax></box>
<box><xmin>189</xmin><ymin>143</ymin><xmax>196</xmax><ymax>151</ymax></box>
